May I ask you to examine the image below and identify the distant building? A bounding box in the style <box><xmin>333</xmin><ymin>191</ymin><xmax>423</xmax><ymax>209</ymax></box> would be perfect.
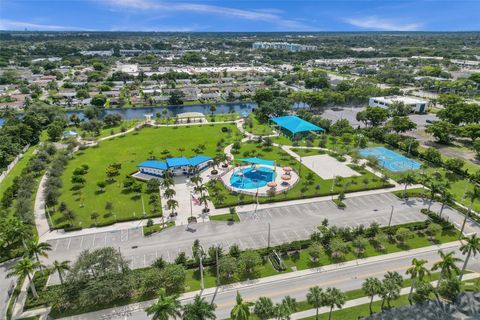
<box><xmin>252</xmin><ymin>42</ymin><xmax>317</xmax><ymax>52</ymax></box>
<box><xmin>80</xmin><ymin>50</ymin><xmax>114</xmax><ymax>57</ymax></box>
<box><xmin>369</xmin><ymin>96</ymin><xmax>428</xmax><ymax>113</ymax></box>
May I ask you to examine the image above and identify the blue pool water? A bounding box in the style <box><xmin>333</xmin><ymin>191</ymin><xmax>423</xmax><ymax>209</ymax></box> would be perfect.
<box><xmin>359</xmin><ymin>147</ymin><xmax>421</xmax><ymax>172</ymax></box>
<box><xmin>230</xmin><ymin>166</ymin><xmax>275</xmax><ymax>189</ymax></box>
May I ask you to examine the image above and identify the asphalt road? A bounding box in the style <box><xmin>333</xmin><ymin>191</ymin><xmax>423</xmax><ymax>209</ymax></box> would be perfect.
<box><xmin>0</xmin><ymin>259</ymin><xmax>17</xmax><ymax>320</ymax></box>
<box><xmin>59</xmin><ymin>242</ymin><xmax>480</xmax><ymax>320</ymax></box>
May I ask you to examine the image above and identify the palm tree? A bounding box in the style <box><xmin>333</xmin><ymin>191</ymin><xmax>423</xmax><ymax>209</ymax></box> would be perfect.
<box><xmin>438</xmin><ymin>188</ymin><xmax>454</xmax><ymax>217</ymax></box>
<box><xmin>380</xmin><ymin>272</ymin><xmax>403</xmax><ymax>310</ymax></box>
<box><xmin>323</xmin><ymin>287</ymin><xmax>346</xmax><ymax>320</ymax></box>
<box><xmin>400</xmin><ymin>172</ymin><xmax>416</xmax><ymax>199</ymax></box>
<box><xmin>51</xmin><ymin>260</ymin><xmax>70</xmax><ymax>285</ymax></box>
<box><xmin>145</xmin><ymin>288</ymin><xmax>182</xmax><ymax>320</ymax></box>
<box><xmin>431</xmin><ymin>250</ymin><xmax>462</xmax><ymax>288</ymax></box>
<box><xmin>182</xmin><ymin>294</ymin><xmax>216</xmax><ymax>320</ymax></box>
<box><xmin>459</xmin><ymin>234</ymin><xmax>480</xmax><ymax>281</ymax></box>
<box><xmin>163</xmin><ymin>188</ymin><xmax>176</xmax><ymax>200</ymax></box>
<box><xmin>461</xmin><ymin>186</ymin><xmax>480</xmax><ymax>236</ymax></box>
<box><xmin>7</xmin><ymin>257</ymin><xmax>41</xmax><ymax>299</ymax></box>
<box><xmin>362</xmin><ymin>277</ymin><xmax>383</xmax><ymax>315</ymax></box>
<box><xmin>253</xmin><ymin>297</ymin><xmax>274</xmax><ymax>320</ymax></box>
<box><xmin>194</xmin><ymin>184</ymin><xmax>208</xmax><ymax>197</ymax></box>
<box><xmin>230</xmin><ymin>291</ymin><xmax>252</xmax><ymax>320</ymax></box>
<box><xmin>26</xmin><ymin>241</ymin><xmax>52</xmax><ymax>272</ymax></box>
<box><xmin>406</xmin><ymin>258</ymin><xmax>431</xmax><ymax>304</ymax></box>
<box><xmin>161</xmin><ymin>177</ymin><xmax>174</xmax><ymax>189</ymax></box>
<box><xmin>427</xmin><ymin>181</ymin><xmax>441</xmax><ymax>211</ymax></box>
<box><xmin>191</xmin><ymin>174</ymin><xmax>203</xmax><ymax>186</ymax></box>
<box><xmin>306</xmin><ymin>286</ymin><xmax>324</xmax><ymax>320</ymax></box>
<box><xmin>199</xmin><ymin>194</ymin><xmax>211</xmax><ymax>211</ymax></box>
<box><xmin>167</xmin><ymin>199</ymin><xmax>179</xmax><ymax>216</ymax></box>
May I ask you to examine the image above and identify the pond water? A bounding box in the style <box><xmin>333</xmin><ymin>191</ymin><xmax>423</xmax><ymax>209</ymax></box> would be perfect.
<box><xmin>0</xmin><ymin>102</ymin><xmax>308</xmax><ymax>125</ymax></box>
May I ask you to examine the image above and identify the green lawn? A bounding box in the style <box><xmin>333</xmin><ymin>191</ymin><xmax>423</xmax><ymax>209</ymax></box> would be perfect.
<box><xmin>209</xmin><ymin>212</ymin><xmax>240</xmax><ymax>222</ymax></box>
<box><xmin>54</xmin><ymin>124</ymin><xmax>241</xmax><ymax>229</ymax></box>
<box><xmin>208</xmin><ymin>142</ymin><xmax>390</xmax><ymax>208</ymax></box>
<box><xmin>143</xmin><ymin>221</ymin><xmax>175</xmax><ymax>236</ymax></box>
<box><xmin>243</xmin><ymin>114</ymin><xmax>273</xmax><ymax>135</ymax></box>
<box><xmin>68</xmin><ymin>119</ymin><xmax>141</xmax><ymax>140</ymax></box>
<box><xmin>0</xmin><ymin>146</ymin><xmax>36</xmax><ymax>196</ymax></box>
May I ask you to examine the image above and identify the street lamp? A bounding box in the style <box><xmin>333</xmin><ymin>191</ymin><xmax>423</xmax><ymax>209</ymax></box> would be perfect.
<box><xmin>388</xmin><ymin>205</ymin><xmax>394</xmax><ymax>228</ymax></box>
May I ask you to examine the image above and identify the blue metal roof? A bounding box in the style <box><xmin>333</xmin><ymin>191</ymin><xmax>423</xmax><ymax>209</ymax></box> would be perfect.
<box><xmin>63</xmin><ymin>130</ymin><xmax>78</xmax><ymax>136</ymax></box>
<box><xmin>270</xmin><ymin>115</ymin><xmax>324</xmax><ymax>134</ymax></box>
<box><xmin>137</xmin><ymin>160</ymin><xmax>168</xmax><ymax>170</ymax></box>
<box><xmin>166</xmin><ymin>157</ymin><xmax>191</xmax><ymax>167</ymax></box>
<box><xmin>188</xmin><ymin>155</ymin><xmax>212</xmax><ymax>166</ymax></box>
<box><xmin>238</xmin><ymin>157</ymin><xmax>275</xmax><ymax>166</ymax></box>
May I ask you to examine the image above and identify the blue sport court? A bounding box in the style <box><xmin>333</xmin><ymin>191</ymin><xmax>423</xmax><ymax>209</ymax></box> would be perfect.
<box><xmin>359</xmin><ymin>147</ymin><xmax>421</xmax><ymax>172</ymax></box>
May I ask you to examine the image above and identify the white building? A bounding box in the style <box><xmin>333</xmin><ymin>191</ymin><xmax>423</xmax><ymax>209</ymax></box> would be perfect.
<box><xmin>369</xmin><ymin>96</ymin><xmax>429</xmax><ymax>113</ymax></box>
<box><xmin>252</xmin><ymin>42</ymin><xmax>317</xmax><ymax>52</ymax></box>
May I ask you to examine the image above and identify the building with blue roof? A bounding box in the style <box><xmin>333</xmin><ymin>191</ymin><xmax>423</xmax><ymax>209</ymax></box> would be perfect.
<box><xmin>137</xmin><ymin>155</ymin><xmax>212</xmax><ymax>178</ymax></box>
<box><xmin>270</xmin><ymin>115</ymin><xmax>324</xmax><ymax>138</ymax></box>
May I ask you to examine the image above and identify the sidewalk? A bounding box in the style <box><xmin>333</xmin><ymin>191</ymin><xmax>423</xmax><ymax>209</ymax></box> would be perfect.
<box><xmin>290</xmin><ymin>272</ymin><xmax>480</xmax><ymax>320</ymax></box>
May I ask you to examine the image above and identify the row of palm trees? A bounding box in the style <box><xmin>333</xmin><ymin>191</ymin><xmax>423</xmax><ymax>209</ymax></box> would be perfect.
<box><xmin>145</xmin><ymin>234</ymin><xmax>480</xmax><ymax>320</ymax></box>
<box><xmin>7</xmin><ymin>240</ymin><xmax>70</xmax><ymax>299</ymax></box>
<box><xmin>400</xmin><ymin>171</ymin><xmax>480</xmax><ymax>237</ymax></box>
<box><xmin>191</xmin><ymin>174</ymin><xmax>211</xmax><ymax>212</ymax></box>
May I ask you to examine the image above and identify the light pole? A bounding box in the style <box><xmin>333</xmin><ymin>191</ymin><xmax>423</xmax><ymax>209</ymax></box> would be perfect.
<box><xmin>388</xmin><ymin>205</ymin><xmax>394</xmax><ymax>228</ymax></box>
<box><xmin>215</xmin><ymin>248</ymin><xmax>220</xmax><ymax>286</ymax></box>
<box><xmin>200</xmin><ymin>252</ymin><xmax>205</xmax><ymax>290</ymax></box>
<box><xmin>267</xmin><ymin>223</ymin><xmax>271</xmax><ymax>248</ymax></box>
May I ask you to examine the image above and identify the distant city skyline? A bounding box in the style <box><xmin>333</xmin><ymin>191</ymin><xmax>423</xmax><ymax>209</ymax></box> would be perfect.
<box><xmin>0</xmin><ymin>0</ymin><xmax>479</xmax><ymax>32</ymax></box>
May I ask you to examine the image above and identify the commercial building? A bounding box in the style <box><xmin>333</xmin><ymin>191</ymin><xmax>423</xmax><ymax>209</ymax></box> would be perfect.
<box><xmin>368</xmin><ymin>96</ymin><xmax>429</xmax><ymax>113</ymax></box>
<box><xmin>252</xmin><ymin>42</ymin><xmax>317</xmax><ymax>52</ymax></box>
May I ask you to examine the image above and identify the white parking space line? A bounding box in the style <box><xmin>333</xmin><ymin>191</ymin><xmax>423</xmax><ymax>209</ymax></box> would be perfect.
<box><xmin>67</xmin><ymin>238</ymin><xmax>72</xmax><ymax>249</ymax></box>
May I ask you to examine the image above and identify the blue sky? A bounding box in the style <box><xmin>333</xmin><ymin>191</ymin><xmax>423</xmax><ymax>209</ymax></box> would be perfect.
<box><xmin>1</xmin><ymin>0</ymin><xmax>479</xmax><ymax>32</ymax></box>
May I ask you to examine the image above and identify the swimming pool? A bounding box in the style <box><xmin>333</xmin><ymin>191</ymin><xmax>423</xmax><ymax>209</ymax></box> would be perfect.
<box><xmin>230</xmin><ymin>166</ymin><xmax>275</xmax><ymax>189</ymax></box>
<box><xmin>360</xmin><ymin>147</ymin><xmax>421</xmax><ymax>172</ymax></box>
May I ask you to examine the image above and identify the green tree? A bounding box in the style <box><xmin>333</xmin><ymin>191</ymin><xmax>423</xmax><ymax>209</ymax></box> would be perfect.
<box><xmin>438</xmin><ymin>188</ymin><xmax>454</xmax><ymax>217</ymax></box>
<box><xmin>237</xmin><ymin>250</ymin><xmax>261</xmax><ymax>275</ymax></box>
<box><xmin>406</xmin><ymin>258</ymin><xmax>431</xmax><ymax>304</ymax></box>
<box><xmin>425</xmin><ymin>121</ymin><xmax>456</xmax><ymax>144</ymax></box>
<box><xmin>399</xmin><ymin>172</ymin><xmax>416</xmax><ymax>198</ymax></box>
<box><xmin>431</xmin><ymin>250</ymin><xmax>461</xmax><ymax>288</ymax></box>
<box><xmin>26</xmin><ymin>241</ymin><xmax>52</xmax><ymax>272</ymax></box>
<box><xmin>306</xmin><ymin>286</ymin><xmax>324</xmax><ymax>320</ymax></box>
<box><xmin>362</xmin><ymin>277</ymin><xmax>383</xmax><ymax>315</ymax></box>
<box><xmin>182</xmin><ymin>295</ymin><xmax>216</xmax><ymax>320</ymax></box>
<box><xmin>253</xmin><ymin>297</ymin><xmax>274</xmax><ymax>320</ymax></box>
<box><xmin>230</xmin><ymin>291</ymin><xmax>252</xmax><ymax>320</ymax></box>
<box><xmin>51</xmin><ymin>260</ymin><xmax>70</xmax><ymax>285</ymax></box>
<box><xmin>323</xmin><ymin>287</ymin><xmax>346</xmax><ymax>320</ymax></box>
<box><xmin>356</xmin><ymin>107</ymin><xmax>389</xmax><ymax>127</ymax></box>
<box><xmin>145</xmin><ymin>288</ymin><xmax>182</xmax><ymax>320</ymax></box>
<box><xmin>459</xmin><ymin>234</ymin><xmax>480</xmax><ymax>281</ymax></box>
<box><xmin>380</xmin><ymin>271</ymin><xmax>403</xmax><ymax>310</ymax></box>
<box><xmin>461</xmin><ymin>186</ymin><xmax>480</xmax><ymax>235</ymax></box>
<box><xmin>218</xmin><ymin>256</ymin><xmax>237</xmax><ymax>280</ymax></box>
<box><xmin>91</xmin><ymin>94</ymin><xmax>107</xmax><ymax>107</ymax></box>
<box><xmin>47</xmin><ymin>122</ymin><xmax>64</xmax><ymax>141</ymax></box>
<box><xmin>386</xmin><ymin>116</ymin><xmax>417</xmax><ymax>133</ymax></box>
<box><xmin>7</xmin><ymin>257</ymin><xmax>41</xmax><ymax>299</ymax></box>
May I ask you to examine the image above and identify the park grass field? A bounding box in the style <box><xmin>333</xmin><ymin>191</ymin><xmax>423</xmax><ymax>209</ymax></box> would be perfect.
<box><xmin>0</xmin><ymin>146</ymin><xmax>36</xmax><ymax>196</ymax></box>
<box><xmin>53</xmin><ymin>123</ymin><xmax>241</xmax><ymax>228</ymax></box>
<box><xmin>243</xmin><ymin>114</ymin><xmax>274</xmax><ymax>135</ymax></box>
<box><xmin>208</xmin><ymin>141</ymin><xmax>389</xmax><ymax>208</ymax></box>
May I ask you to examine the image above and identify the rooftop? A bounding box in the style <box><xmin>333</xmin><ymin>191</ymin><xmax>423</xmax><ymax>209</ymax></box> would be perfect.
<box><xmin>270</xmin><ymin>115</ymin><xmax>324</xmax><ymax>135</ymax></box>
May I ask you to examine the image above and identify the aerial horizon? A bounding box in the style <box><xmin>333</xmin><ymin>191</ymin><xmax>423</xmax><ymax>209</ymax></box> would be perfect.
<box><xmin>1</xmin><ymin>0</ymin><xmax>480</xmax><ymax>32</ymax></box>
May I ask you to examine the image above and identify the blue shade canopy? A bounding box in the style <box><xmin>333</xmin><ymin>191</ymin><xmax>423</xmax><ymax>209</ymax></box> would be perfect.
<box><xmin>270</xmin><ymin>115</ymin><xmax>324</xmax><ymax>134</ymax></box>
<box><xmin>238</xmin><ymin>157</ymin><xmax>275</xmax><ymax>166</ymax></box>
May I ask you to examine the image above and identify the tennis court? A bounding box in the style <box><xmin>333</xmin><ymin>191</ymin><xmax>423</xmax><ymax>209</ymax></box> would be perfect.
<box><xmin>360</xmin><ymin>147</ymin><xmax>421</xmax><ymax>172</ymax></box>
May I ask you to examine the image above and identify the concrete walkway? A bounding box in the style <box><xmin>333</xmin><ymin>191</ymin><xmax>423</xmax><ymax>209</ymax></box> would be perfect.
<box><xmin>34</xmin><ymin>174</ymin><xmax>50</xmax><ymax>240</ymax></box>
<box><xmin>290</xmin><ymin>272</ymin><xmax>480</xmax><ymax>320</ymax></box>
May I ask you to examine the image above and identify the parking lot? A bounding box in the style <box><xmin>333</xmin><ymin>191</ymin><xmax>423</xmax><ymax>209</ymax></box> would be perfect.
<box><xmin>46</xmin><ymin>192</ymin><xmax>430</xmax><ymax>283</ymax></box>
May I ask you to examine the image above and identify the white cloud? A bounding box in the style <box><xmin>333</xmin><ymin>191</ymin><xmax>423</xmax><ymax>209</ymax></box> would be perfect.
<box><xmin>0</xmin><ymin>19</ymin><xmax>91</xmax><ymax>31</ymax></box>
<box><xmin>96</xmin><ymin>0</ymin><xmax>310</xmax><ymax>30</ymax></box>
<box><xmin>343</xmin><ymin>16</ymin><xmax>421</xmax><ymax>31</ymax></box>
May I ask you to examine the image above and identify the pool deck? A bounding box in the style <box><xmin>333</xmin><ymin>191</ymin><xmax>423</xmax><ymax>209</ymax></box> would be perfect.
<box><xmin>220</xmin><ymin>165</ymin><xmax>300</xmax><ymax>196</ymax></box>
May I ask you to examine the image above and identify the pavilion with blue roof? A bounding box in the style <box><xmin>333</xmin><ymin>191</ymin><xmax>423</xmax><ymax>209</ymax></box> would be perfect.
<box><xmin>270</xmin><ymin>115</ymin><xmax>324</xmax><ymax>138</ymax></box>
<box><xmin>137</xmin><ymin>155</ymin><xmax>212</xmax><ymax>178</ymax></box>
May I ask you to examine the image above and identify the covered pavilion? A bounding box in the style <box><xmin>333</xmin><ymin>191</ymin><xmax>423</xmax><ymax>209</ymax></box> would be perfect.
<box><xmin>270</xmin><ymin>115</ymin><xmax>324</xmax><ymax>139</ymax></box>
